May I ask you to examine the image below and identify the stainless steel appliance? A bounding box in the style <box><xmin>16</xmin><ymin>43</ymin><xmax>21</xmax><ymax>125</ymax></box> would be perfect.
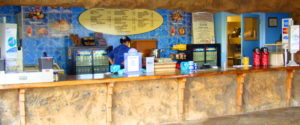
<box><xmin>151</xmin><ymin>49</ymin><xmax>163</xmax><ymax>58</ymax></box>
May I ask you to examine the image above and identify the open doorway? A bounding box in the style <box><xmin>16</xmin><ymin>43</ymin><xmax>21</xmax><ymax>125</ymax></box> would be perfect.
<box><xmin>227</xmin><ymin>16</ymin><xmax>241</xmax><ymax>66</ymax></box>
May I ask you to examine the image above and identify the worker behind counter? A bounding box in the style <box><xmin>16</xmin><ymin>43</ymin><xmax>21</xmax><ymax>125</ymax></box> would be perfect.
<box><xmin>107</xmin><ymin>36</ymin><xmax>131</xmax><ymax>68</ymax></box>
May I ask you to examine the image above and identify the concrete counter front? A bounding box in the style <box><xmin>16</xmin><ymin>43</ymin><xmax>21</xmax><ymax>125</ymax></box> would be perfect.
<box><xmin>0</xmin><ymin>66</ymin><xmax>300</xmax><ymax>125</ymax></box>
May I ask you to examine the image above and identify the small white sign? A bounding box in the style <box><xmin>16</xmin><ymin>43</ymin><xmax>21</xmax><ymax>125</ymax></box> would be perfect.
<box><xmin>146</xmin><ymin>57</ymin><xmax>154</xmax><ymax>72</ymax></box>
<box><xmin>282</xmin><ymin>18</ymin><xmax>293</xmax><ymax>49</ymax></box>
<box><xmin>127</xmin><ymin>55</ymin><xmax>139</xmax><ymax>72</ymax></box>
<box><xmin>289</xmin><ymin>25</ymin><xmax>300</xmax><ymax>53</ymax></box>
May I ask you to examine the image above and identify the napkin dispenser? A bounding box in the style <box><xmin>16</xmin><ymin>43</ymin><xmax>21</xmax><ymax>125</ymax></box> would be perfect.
<box><xmin>38</xmin><ymin>57</ymin><xmax>53</xmax><ymax>71</ymax></box>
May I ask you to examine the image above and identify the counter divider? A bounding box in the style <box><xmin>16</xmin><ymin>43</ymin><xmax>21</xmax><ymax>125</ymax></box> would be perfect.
<box><xmin>1</xmin><ymin>66</ymin><xmax>299</xmax><ymax>125</ymax></box>
<box><xmin>1</xmin><ymin>66</ymin><xmax>300</xmax><ymax>90</ymax></box>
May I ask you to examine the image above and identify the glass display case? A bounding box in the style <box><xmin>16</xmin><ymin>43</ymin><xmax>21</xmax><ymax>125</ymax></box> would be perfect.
<box><xmin>68</xmin><ymin>46</ymin><xmax>109</xmax><ymax>74</ymax></box>
<box><xmin>186</xmin><ymin>44</ymin><xmax>221</xmax><ymax>68</ymax></box>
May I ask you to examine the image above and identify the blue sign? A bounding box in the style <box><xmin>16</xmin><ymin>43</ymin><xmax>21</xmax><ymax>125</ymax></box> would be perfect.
<box><xmin>283</xmin><ymin>20</ymin><xmax>289</xmax><ymax>27</ymax></box>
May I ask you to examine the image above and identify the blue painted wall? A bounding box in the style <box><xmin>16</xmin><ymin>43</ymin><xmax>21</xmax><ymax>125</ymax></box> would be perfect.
<box><xmin>265</xmin><ymin>13</ymin><xmax>290</xmax><ymax>44</ymax></box>
<box><xmin>241</xmin><ymin>13</ymin><xmax>266</xmax><ymax>65</ymax></box>
<box><xmin>20</xmin><ymin>7</ymin><xmax>192</xmax><ymax>71</ymax></box>
<box><xmin>0</xmin><ymin>6</ymin><xmax>20</xmax><ymax>23</ymax></box>
<box><xmin>214</xmin><ymin>12</ymin><xmax>288</xmax><ymax>65</ymax></box>
<box><xmin>0</xmin><ymin>6</ymin><xmax>291</xmax><ymax>69</ymax></box>
<box><xmin>214</xmin><ymin>12</ymin><xmax>239</xmax><ymax>67</ymax></box>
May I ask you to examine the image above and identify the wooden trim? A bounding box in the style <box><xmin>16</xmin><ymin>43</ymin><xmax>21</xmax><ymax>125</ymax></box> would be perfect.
<box><xmin>106</xmin><ymin>82</ymin><xmax>114</xmax><ymax>125</ymax></box>
<box><xmin>236</xmin><ymin>73</ymin><xmax>245</xmax><ymax>113</ymax></box>
<box><xmin>19</xmin><ymin>89</ymin><xmax>26</xmax><ymax>125</ymax></box>
<box><xmin>177</xmin><ymin>78</ymin><xmax>187</xmax><ymax>121</ymax></box>
<box><xmin>286</xmin><ymin>70</ymin><xmax>295</xmax><ymax>106</ymax></box>
<box><xmin>0</xmin><ymin>66</ymin><xmax>300</xmax><ymax>90</ymax></box>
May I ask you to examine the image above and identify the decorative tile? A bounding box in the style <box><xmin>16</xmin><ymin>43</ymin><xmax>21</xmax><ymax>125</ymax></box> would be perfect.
<box><xmin>149</xmin><ymin>30</ymin><xmax>159</xmax><ymax>37</ymax></box>
<box><xmin>186</xmin><ymin>26</ymin><xmax>192</xmax><ymax>36</ymax></box>
<box><xmin>178</xmin><ymin>37</ymin><xmax>188</xmax><ymax>44</ymax></box>
<box><xmin>46</xmin><ymin>7</ymin><xmax>61</xmax><ymax>13</ymax></box>
<box><xmin>12</xmin><ymin>6</ymin><xmax>21</xmax><ymax>14</ymax></box>
<box><xmin>186</xmin><ymin>37</ymin><xmax>192</xmax><ymax>44</ymax></box>
<box><xmin>156</xmin><ymin>9</ymin><xmax>170</xmax><ymax>16</ymax></box>
<box><xmin>158</xmin><ymin>38</ymin><xmax>169</xmax><ymax>49</ymax></box>
<box><xmin>168</xmin><ymin>37</ymin><xmax>178</xmax><ymax>47</ymax></box>
<box><xmin>161</xmin><ymin>48</ymin><xmax>171</xmax><ymax>58</ymax></box>
<box><xmin>5</xmin><ymin>16</ymin><xmax>13</xmax><ymax>23</ymax></box>
<box><xmin>61</xmin><ymin>13</ymin><xmax>72</xmax><ymax>22</ymax></box>
<box><xmin>47</xmin><ymin>13</ymin><xmax>60</xmax><ymax>22</ymax></box>
<box><xmin>162</xmin><ymin>15</ymin><xmax>169</xmax><ymax>26</ymax></box>
<box><xmin>69</xmin><ymin>7</ymin><xmax>86</xmax><ymax>13</ymax></box>
<box><xmin>0</xmin><ymin>6</ymin><xmax>193</xmax><ymax>71</ymax></box>
<box><xmin>35</xmin><ymin>25</ymin><xmax>48</xmax><ymax>38</ymax></box>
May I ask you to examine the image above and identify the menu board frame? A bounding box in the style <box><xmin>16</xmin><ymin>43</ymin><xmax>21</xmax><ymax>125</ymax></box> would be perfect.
<box><xmin>79</xmin><ymin>8</ymin><xmax>163</xmax><ymax>35</ymax></box>
<box><xmin>192</xmin><ymin>12</ymin><xmax>215</xmax><ymax>44</ymax></box>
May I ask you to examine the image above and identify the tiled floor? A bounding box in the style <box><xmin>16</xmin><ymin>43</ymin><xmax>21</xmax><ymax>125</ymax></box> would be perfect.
<box><xmin>164</xmin><ymin>107</ymin><xmax>300</xmax><ymax>125</ymax></box>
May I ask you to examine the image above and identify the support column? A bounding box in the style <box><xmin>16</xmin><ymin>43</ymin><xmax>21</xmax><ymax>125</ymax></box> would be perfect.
<box><xmin>19</xmin><ymin>89</ymin><xmax>26</xmax><ymax>125</ymax></box>
<box><xmin>177</xmin><ymin>78</ymin><xmax>187</xmax><ymax>121</ymax></box>
<box><xmin>236</xmin><ymin>73</ymin><xmax>245</xmax><ymax>113</ymax></box>
<box><xmin>106</xmin><ymin>82</ymin><xmax>114</xmax><ymax>125</ymax></box>
<box><xmin>286</xmin><ymin>70</ymin><xmax>295</xmax><ymax>106</ymax></box>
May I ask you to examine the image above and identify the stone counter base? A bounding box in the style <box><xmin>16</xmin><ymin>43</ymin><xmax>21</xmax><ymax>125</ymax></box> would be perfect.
<box><xmin>0</xmin><ymin>70</ymin><xmax>299</xmax><ymax>125</ymax></box>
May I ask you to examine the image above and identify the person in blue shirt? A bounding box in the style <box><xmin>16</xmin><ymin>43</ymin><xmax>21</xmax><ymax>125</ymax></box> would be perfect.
<box><xmin>108</xmin><ymin>36</ymin><xmax>131</xmax><ymax>66</ymax></box>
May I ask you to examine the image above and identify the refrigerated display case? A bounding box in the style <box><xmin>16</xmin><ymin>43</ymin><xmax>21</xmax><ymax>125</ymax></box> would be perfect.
<box><xmin>186</xmin><ymin>44</ymin><xmax>221</xmax><ymax>68</ymax></box>
<box><xmin>68</xmin><ymin>46</ymin><xmax>109</xmax><ymax>74</ymax></box>
<box><xmin>205</xmin><ymin>47</ymin><xmax>218</xmax><ymax>66</ymax></box>
<box><xmin>192</xmin><ymin>47</ymin><xmax>205</xmax><ymax>66</ymax></box>
<box><xmin>93</xmin><ymin>50</ymin><xmax>109</xmax><ymax>73</ymax></box>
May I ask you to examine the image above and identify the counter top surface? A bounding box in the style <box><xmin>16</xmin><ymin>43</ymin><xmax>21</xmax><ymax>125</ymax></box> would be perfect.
<box><xmin>1</xmin><ymin>66</ymin><xmax>300</xmax><ymax>90</ymax></box>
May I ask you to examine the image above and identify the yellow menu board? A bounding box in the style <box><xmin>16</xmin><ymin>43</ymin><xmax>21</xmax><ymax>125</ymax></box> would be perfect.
<box><xmin>79</xmin><ymin>8</ymin><xmax>163</xmax><ymax>35</ymax></box>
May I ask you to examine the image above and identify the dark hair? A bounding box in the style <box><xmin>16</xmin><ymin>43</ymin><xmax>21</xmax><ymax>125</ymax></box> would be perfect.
<box><xmin>106</xmin><ymin>46</ymin><xmax>113</xmax><ymax>53</ymax></box>
<box><xmin>120</xmin><ymin>36</ymin><xmax>131</xmax><ymax>44</ymax></box>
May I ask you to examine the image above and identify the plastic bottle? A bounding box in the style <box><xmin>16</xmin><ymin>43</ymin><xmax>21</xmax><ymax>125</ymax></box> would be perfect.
<box><xmin>54</xmin><ymin>72</ymin><xmax>59</xmax><ymax>81</ymax></box>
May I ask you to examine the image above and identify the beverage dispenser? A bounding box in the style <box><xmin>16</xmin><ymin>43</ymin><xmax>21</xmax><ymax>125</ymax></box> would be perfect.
<box><xmin>0</xmin><ymin>17</ymin><xmax>23</xmax><ymax>72</ymax></box>
<box><xmin>261</xmin><ymin>47</ymin><xmax>269</xmax><ymax>66</ymax></box>
<box><xmin>253</xmin><ymin>47</ymin><xmax>261</xmax><ymax>66</ymax></box>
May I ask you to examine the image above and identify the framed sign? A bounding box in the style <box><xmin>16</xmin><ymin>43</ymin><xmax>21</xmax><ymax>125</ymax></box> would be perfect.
<box><xmin>268</xmin><ymin>17</ymin><xmax>278</xmax><ymax>27</ymax></box>
<box><xmin>192</xmin><ymin>12</ymin><xmax>215</xmax><ymax>44</ymax></box>
<box><xmin>244</xmin><ymin>17</ymin><xmax>258</xmax><ymax>41</ymax></box>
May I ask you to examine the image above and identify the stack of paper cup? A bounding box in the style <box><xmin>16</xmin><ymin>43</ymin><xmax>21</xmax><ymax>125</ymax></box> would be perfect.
<box><xmin>243</xmin><ymin>57</ymin><xmax>249</xmax><ymax>66</ymax></box>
